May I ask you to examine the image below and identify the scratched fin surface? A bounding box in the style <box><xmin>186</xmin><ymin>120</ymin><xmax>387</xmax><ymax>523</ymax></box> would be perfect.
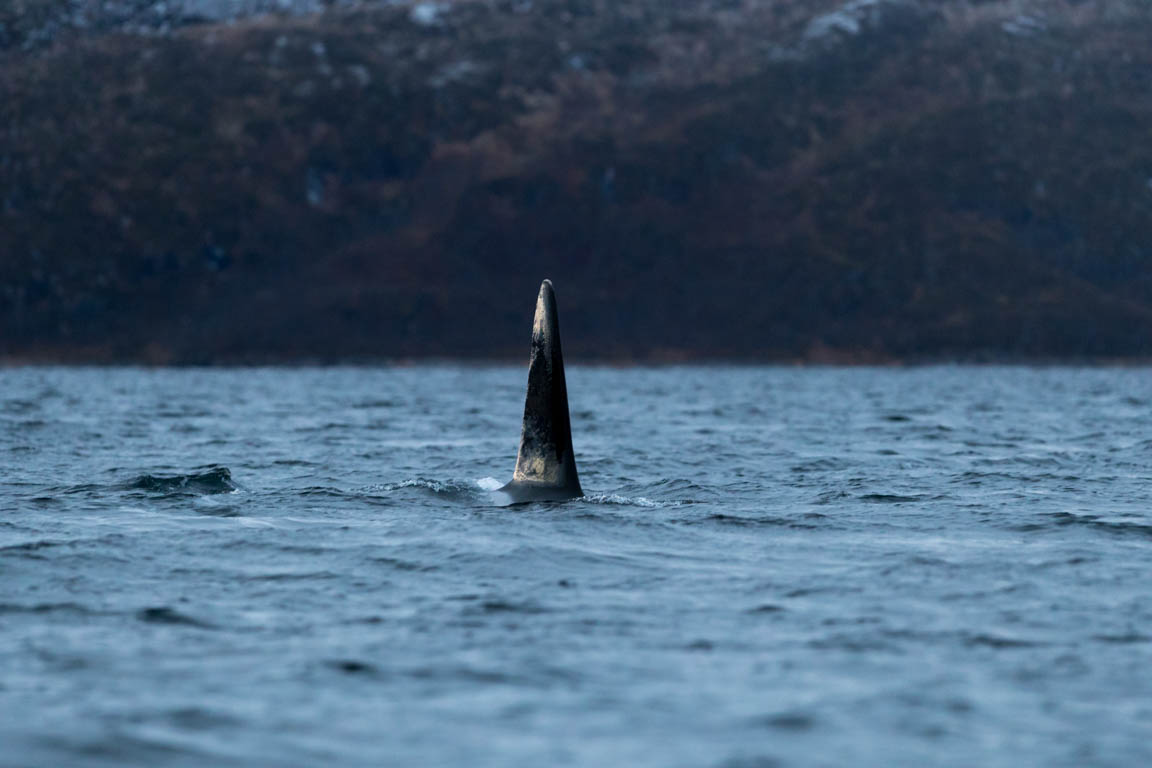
<box><xmin>503</xmin><ymin>279</ymin><xmax>582</xmax><ymax>500</ymax></box>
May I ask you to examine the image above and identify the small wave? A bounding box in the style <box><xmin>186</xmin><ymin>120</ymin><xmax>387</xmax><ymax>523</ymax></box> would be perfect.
<box><xmin>964</xmin><ymin>633</ymin><xmax>1045</xmax><ymax>649</ymax></box>
<box><xmin>746</xmin><ymin>603</ymin><xmax>786</xmax><ymax>614</ymax></box>
<box><xmin>0</xmin><ymin>538</ymin><xmax>124</xmax><ymax>560</ymax></box>
<box><xmin>1094</xmin><ymin>633</ymin><xmax>1152</xmax><ymax>644</ymax></box>
<box><xmin>363</xmin><ymin>478</ymin><xmax>476</xmax><ymax>495</ymax></box>
<box><xmin>790</xmin><ymin>458</ymin><xmax>852</xmax><ymax>472</ymax></box>
<box><xmin>298</xmin><ymin>486</ymin><xmax>352</xmax><ymax>498</ymax></box>
<box><xmin>812</xmin><ymin>490</ymin><xmax>851</xmax><ymax>505</ymax></box>
<box><xmin>640</xmin><ymin>478</ymin><xmax>713</xmax><ymax>496</ymax></box>
<box><xmin>974</xmin><ymin>455</ymin><xmax>1070</xmax><ymax>469</ymax></box>
<box><xmin>786</xmin><ymin>585</ymin><xmax>862</xmax><ymax>598</ymax></box>
<box><xmin>808</xmin><ymin>633</ymin><xmax>897</xmax><ymax>652</ymax></box>
<box><xmin>407</xmin><ymin>665</ymin><xmax>516</xmax><ymax>685</ymax></box>
<box><xmin>270</xmin><ymin>544</ymin><xmax>332</xmax><ymax>555</ymax></box>
<box><xmin>325</xmin><ymin>659</ymin><xmax>383</xmax><ymax>676</ymax></box>
<box><xmin>0</xmin><ymin>539</ymin><xmax>64</xmax><ymax>553</ymax></box>
<box><xmin>352</xmin><ymin>398</ymin><xmax>397</xmax><ymax>409</ymax></box>
<box><xmin>369</xmin><ymin>556</ymin><xmax>438</xmax><ymax>572</ymax></box>
<box><xmin>54</xmin><ymin>482</ymin><xmax>104</xmax><ymax>495</ymax></box>
<box><xmin>580</xmin><ymin>493</ymin><xmax>671</xmax><ymax>508</ymax></box>
<box><xmin>293</xmin><ymin>421</ymin><xmax>354</xmax><ymax>433</ymax></box>
<box><xmin>164</xmin><ymin>707</ymin><xmax>243</xmax><ymax>730</ymax></box>
<box><xmin>192</xmin><ymin>496</ymin><xmax>241</xmax><ymax>517</ymax></box>
<box><xmin>859</xmin><ymin>493</ymin><xmax>930</xmax><ymax>503</ymax></box>
<box><xmin>404</xmin><ymin>662</ymin><xmax>577</xmax><ymax>687</ymax></box>
<box><xmin>125</xmin><ymin>466</ymin><xmax>237</xmax><ymax>496</ymax></box>
<box><xmin>1013</xmin><ymin>512</ymin><xmax>1152</xmax><ymax>539</ymax></box>
<box><xmin>690</xmin><ymin>513</ymin><xmax>821</xmax><ymax>529</ymax></box>
<box><xmin>753</xmin><ymin>711</ymin><xmax>817</xmax><ymax>731</ymax></box>
<box><xmin>244</xmin><ymin>570</ymin><xmax>340</xmax><ymax>582</ymax></box>
<box><xmin>136</xmin><ymin>606</ymin><xmax>216</xmax><ymax>629</ymax></box>
<box><xmin>456</xmin><ymin>599</ymin><xmax>553</xmax><ymax>617</ymax></box>
<box><xmin>0</xmin><ymin>601</ymin><xmax>99</xmax><ymax>616</ymax></box>
<box><xmin>12</xmin><ymin>418</ymin><xmax>47</xmax><ymax>429</ymax></box>
<box><xmin>0</xmin><ymin>535</ymin><xmax>130</xmax><ymax>564</ymax></box>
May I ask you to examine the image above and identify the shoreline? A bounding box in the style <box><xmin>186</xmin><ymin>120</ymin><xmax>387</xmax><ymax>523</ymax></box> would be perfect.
<box><xmin>6</xmin><ymin>355</ymin><xmax>1152</xmax><ymax>369</ymax></box>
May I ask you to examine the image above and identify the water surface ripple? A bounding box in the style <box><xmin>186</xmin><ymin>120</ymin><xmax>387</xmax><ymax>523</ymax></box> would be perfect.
<box><xmin>2</xmin><ymin>366</ymin><xmax>1151</xmax><ymax>767</ymax></box>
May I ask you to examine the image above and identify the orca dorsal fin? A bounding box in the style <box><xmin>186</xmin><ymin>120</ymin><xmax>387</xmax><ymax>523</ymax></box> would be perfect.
<box><xmin>497</xmin><ymin>279</ymin><xmax>583</xmax><ymax>504</ymax></box>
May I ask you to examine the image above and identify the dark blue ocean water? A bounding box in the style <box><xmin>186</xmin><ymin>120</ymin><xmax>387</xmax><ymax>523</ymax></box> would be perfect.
<box><xmin>2</xmin><ymin>366</ymin><xmax>1151</xmax><ymax>767</ymax></box>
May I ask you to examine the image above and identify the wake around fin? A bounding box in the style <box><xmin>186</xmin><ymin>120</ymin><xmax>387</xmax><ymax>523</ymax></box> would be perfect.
<box><xmin>495</xmin><ymin>279</ymin><xmax>583</xmax><ymax>505</ymax></box>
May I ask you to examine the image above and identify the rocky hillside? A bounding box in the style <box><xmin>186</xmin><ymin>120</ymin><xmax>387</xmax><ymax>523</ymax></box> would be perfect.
<box><xmin>2</xmin><ymin>0</ymin><xmax>1151</xmax><ymax>362</ymax></box>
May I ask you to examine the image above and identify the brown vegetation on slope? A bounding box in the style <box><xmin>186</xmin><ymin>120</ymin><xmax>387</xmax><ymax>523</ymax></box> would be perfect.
<box><xmin>2</xmin><ymin>0</ymin><xmax>1151</xmax><ymax>362</ymax></box>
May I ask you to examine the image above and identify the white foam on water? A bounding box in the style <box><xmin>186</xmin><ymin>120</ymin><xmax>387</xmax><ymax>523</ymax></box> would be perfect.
<box><xmin>475</xmin><ymin>477</ymin><xmax>503</xmax><ymax>491</ymax></box>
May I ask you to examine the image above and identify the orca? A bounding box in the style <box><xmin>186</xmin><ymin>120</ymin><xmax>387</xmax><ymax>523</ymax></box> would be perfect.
<box><xmin>492</xmin><ymin>280</ymin><xmax>584</xmax><ymax>506</ymax></box>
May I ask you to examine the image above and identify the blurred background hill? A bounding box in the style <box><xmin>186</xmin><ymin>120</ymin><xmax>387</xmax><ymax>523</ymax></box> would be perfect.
<box><xmin>2</xmin><ymin>0</ymin><xmax>1151</xmax><ymax>362</ymax></box>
